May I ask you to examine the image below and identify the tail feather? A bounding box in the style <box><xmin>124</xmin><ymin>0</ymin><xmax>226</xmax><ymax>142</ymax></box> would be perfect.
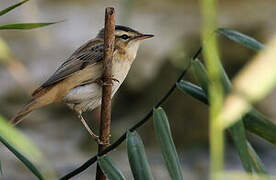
<box><xmin>11</xmin><ymin>99</ymin><xmax>42</xmax><ymax>125</ymax></box>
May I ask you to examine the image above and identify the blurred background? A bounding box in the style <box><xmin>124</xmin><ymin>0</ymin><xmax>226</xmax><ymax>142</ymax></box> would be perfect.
<box><xmin>0</xmin><ymin>0</ymin><xmax>276</xmax><ymax>179</ymax></box>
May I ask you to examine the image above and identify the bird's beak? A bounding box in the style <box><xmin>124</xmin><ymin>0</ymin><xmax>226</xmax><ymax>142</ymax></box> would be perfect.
<box><xmin>134</xmin><ymin>34</ymin><xmax>154</xmax><ymax>40</ymax></box>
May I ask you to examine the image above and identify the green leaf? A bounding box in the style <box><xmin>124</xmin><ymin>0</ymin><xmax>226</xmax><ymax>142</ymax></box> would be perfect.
<box><xmin>191</xmin><ymin>59</ymin><xmax>210</xmax><ymax>95</ymax></box>
<box><xmin>98</xmin><ymin>156</ymin><xmax>125</xmax><ymax>180</ymax></box>
<box><xmin>219</xmin><ymin>61</ymin><xmax>254</xmax><ymax>173</ymax></box>
<box><xmin>0</xmin><ymin>22</ymin><xmax>60</xmax><ymax>30</ymax></box>
<box><xmin>247</xmin><ymin>143</ymin><xmax>267</xmax><ymax>174</ymax></box>
<box><xmin>176</xmin><ymin>80</ymin><xmax>209</xmax><ymax>105</ymax></box>
<box><xmin>0</xmin><ymin>135</ymin><xmax>44</xmax><ymax>180</ymax></box>
<box><xmin>244</xmin><ymin>110</ymin><xmax>276</xmax><ymax>145</ymax></box>
<box><xmin>217</xmin><ymin>28</ymin><xmax>265</xmax><ymax>51</ymax></box>
<box><xmin>0</xmin><ymin>0</ymin><xmax>29</xmax><ymax>16</ymax></box>
<box><xmin>228</xmin><ymin>122</ymin><xmax>253</xmax><ymax>173</ymax></box>
<box><xmin>192</xmin><ymin>59</ymin><xmax>231</xmax><ymax>95</ymax></box>
<box><xmin>127</xmin><ymin>131</ymin><xmax>153</xmax><ymax>180</ymax></box>
<box><xmin>153</xmin><ymin>108</ymin><xmax>183</xmax><ymax>180</ymax></box>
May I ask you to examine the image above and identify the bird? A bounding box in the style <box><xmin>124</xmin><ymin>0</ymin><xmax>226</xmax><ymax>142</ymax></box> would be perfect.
<box><xmin>11</xmin><ymin>25</ymin><xmax>153</xmax><ymax>143</ymax></box>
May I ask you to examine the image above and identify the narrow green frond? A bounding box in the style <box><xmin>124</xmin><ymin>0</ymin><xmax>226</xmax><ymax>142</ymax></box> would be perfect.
<box><xmin>127</xmin><ymin>131</ymin><xmax>153</xmax><ymax>180</ymax></box>
<box><xmin>0</xmin><ymin>0</ymin><xmax>29</xmax><ymax>16</ymax></box>
<box><xmin>153</xmin><ymin>107</ymin><xmax>183</xmax><ymax>180</ymax></box>
<box><xmin>0</xmin><ymin>22</ymin><xmax>61</xmax><ymax>30</ymax></box>
<box><xmin>217</xmin><ymin>28</ymin><xmax>264</xmax><ymax>51</ymax></box>
<box><xmin>98</xmin><ymin>156</ymin><xmax>125</xmax><ymax>180</ymax></box>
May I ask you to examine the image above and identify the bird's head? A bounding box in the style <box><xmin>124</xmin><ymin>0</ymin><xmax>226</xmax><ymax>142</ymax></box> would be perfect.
<box><xmin>97</xmin><ymin>25</ymin><xmax>153</xmax><ymax>59</ymax></box>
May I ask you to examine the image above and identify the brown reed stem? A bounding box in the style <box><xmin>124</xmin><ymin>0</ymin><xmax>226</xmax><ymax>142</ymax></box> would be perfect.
<box><xmin>95</xmin><ymin>7</ymin><xmax>115</xmax><ymax>180</ymax></box>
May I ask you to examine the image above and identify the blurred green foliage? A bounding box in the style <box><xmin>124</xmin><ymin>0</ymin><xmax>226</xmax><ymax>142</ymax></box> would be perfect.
<box><xmin>0</xmin><ymin>0</ymin><xmax>60</xmax><ymax>178</ymax></box>
<box><xmin>201</xmin><ymin>0</ymin><xmax>225</xmax><ymax>178</ymax></box>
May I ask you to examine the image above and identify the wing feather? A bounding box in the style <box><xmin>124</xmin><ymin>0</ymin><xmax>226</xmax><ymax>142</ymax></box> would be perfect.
<box><xmin>41</xmin><ymin>42</ymin><xmax>104</xmax><ymax>88</ymax></box>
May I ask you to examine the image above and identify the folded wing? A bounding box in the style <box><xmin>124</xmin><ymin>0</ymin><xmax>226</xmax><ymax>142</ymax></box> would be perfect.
<box><xmin>42</xmin><ymin>43</ymin><xmax>104</xmax><ymax>88</ymax></box>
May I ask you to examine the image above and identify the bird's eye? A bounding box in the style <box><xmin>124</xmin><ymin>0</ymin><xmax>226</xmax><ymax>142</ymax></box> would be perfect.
<box><xmin>121</xmin><ymin>34</ymin><xmax>130</xmax><ymax>40</ymax></box>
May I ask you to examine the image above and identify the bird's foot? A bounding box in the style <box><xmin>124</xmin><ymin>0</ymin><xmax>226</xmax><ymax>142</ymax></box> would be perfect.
<box><xmin>96</xmin><ymin>138</ymin><xmax>110</xmax><ymax>145</ymax></box>
<box><xmin>98</xmin><ymin>76</ymin><xmax>120</xmax><ymax>86</ymax></box>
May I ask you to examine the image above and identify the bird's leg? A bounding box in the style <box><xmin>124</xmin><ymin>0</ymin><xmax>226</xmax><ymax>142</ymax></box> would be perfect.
<box><xmin>77</xmin><ymin>113</ymin><xmax>99</xmax><ymax>142</ymax></box>
<box><xmin>77</xmin><ymin>112</ymin><xmax>108</xmax><ymax>145</ymax></box>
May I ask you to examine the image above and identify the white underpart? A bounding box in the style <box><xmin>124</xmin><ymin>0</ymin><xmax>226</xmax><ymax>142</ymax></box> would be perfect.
<box><xmin>64</xmin><ymin>41</ymin><xmax>140</xmax><ymax>113</ymax></box>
